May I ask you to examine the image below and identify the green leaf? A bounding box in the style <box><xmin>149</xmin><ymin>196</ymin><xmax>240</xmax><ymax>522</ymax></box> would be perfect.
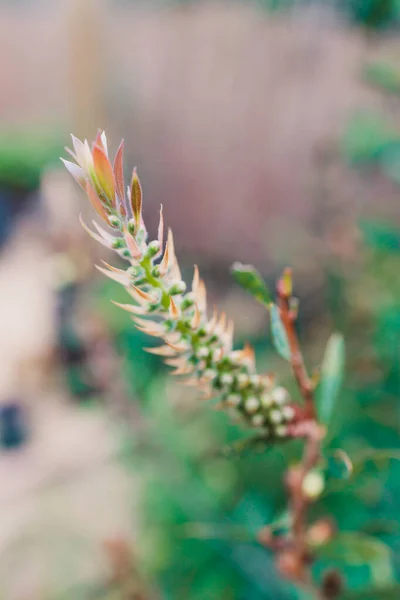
<box><xmin>231</xmin><ymin>263</ymin><xmax>272</xmax><ymax>307</ymax></box>
<box><xmin>324</xmin><ymin>449</ymin><xmax>353</xmax><ymax>481</ymax></box>
<box><xmin>269</xmin><ymin>304</ymin><xmax>291</xmax><ymax>361</ymax></box>
<box><xmin>317</xmin><ymin>333</ymin><xmax>345</xmax><ymax>428</ymax></box>
<box><xmin>316</xmin><ymin>532</ymin><xmax>391</xmax><ymax>567</ymax></box>
<box><xmin>351</xmin><ymin>449</ymin><xmax>400</xmax><ymax>478</ymax></box>
<box><xmin>322</xmin><ymin>449</ymin><xmax>400</xmax><ymax>499</ymax></box>
<box><xmin>339</xmin><ymin>585</ymin><xmax>400</xmax><ymax>600</ymax></box>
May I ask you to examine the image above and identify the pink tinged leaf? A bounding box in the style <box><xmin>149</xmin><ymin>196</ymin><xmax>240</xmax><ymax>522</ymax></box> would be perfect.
<box><xmin>95</xmin><ymin>265</ymin><xmax>130</xmax><ymax>286</ymax></box>
<box><xmin>101</xmin><ymin>260</ymin><xmax>131</xmax><ymax>278</ymax></box>
<box><xmin>94</xmin><ymin>130</ymin><xmax>108</xmax><ymax>156</ymax></box>
<box><xmin>132</xmin><ymin>316</ymin><xmax>160</xmax><ymax>329</ymax></box>
<box><xmin>134</xmin><ymin>326</ymin><xmax>162</xmax><ymax>337</ymax></box>
<box><xmin>243</xmin><ymin>342</ymin><xmax>256</xmax><ymax>365</ymax></box>
<box><xmin>157</xmin><ymin>204</ymin><xmax>164</xmax><ymax>257</ymax></box>
<box><xmin>70</xmin><ymin>134</ymin><xmax>87</xmax><ymax>167</ymax></box>
<box><xmin>166</xmin><ymin>229</ymin><xmax>181</xmax><ymax>281</ymax></box>
<box><xmin>86</xmin><ymin>182</ymin><xmax>110</xmax><ymax>223</ymax></box>
<box><xmin>164</xmin><ymin>357</ymin><xmax>187</xmax><ymax>368</ymax></box>
<box><xmin>192</xmin><ymin>265</ymin><xmax>200</xmax><ymax>295</ymax></box>
<box><xmin>128</xmin><ymin>285</ymin><xmax>155</xmax><ymax>305</ymax></box>
<box><xmin>196</xmin><ymin>279</ymin><xmax>207</xmax><ymax>313</ymax></box>
<box><xmin>111</xmin><ymin>301</ymin><xmax>148</xmax><ymax>316</ymax></box>
<box><xmin>191</xmin><ymin>303</ymin><xmax>201</xmax><ymax>330</ymax></box>
<box><xmin>65</xmin><ymin>146</ymin><xmax>78</xmax><ymax>162</ymax></box>
<box><xmin>164</xmin><ymin>332</ymin><xmax>182</xmax><ymax>345</ymax></box>
<box><xmin>144</xmin><ymin>345</ymin><xmax>177</xmax><ymax>357</ymax></box>
<box><xmin>130</xmin><ymin>168</ymin><xmax>142</xmax><ymax>229</ymax></box>
<box><xmin>60</xmin><ymin>159</ymin><xmax>86</xmax><ymax>189</ymax></box>
<box><xmin>123</xmin><ymin>228</ymin><xmax>142</xmax><ymax>259</ymax></box>
<box><xmin>207</xmin><ymin>306</ymin><xmax>218</xmax><ymax>333</ymax></box>
<box><xmin>92</xmin><ymin>222</ymin><xmax>115</xmax><ymax>244</ymax></box>
<box><xmin>93</xmin><ymin>144</ymin><xmax>116</xmax><ymax>205</ymax></box>
<box><xmin>171</xmin><ymin>364</ymin><xmax>194</xmax><ymax>376</ymax></box>
<box><xmin>169</xmin><ymin>296</ymin><xmax>180</xmax><ymax>319</ymax></box>
<box><xmin>158</xmin><ymin>237</ymin><xmax>170</xmax><ymax>278</ymax></box>
<box><xmin>215</xmin><ymin>312</ymin><xmax>227</xmax><ymax>335</ymax></box>
<box><xmin>113</xmin><ymin>140</ymin><xmax>126</xmax><ymax>215</ymax></box>
<box><xmin>165</xmin><ymin>340</ymin><xmax>189</xmax><ymax>353</ymax></box>
<box><xmin>180</xmin><ymin>378</ymin><xmax>199</xmax><ymax>387</ymax></box>
<box><xmin>79</xmin><ymin>215</ymin><xmax>112</xmax><ymax>248</ymax></box>
<box><xmin>223</xmin><ymin>319</ymin><xmax>235</xmax><ymax>351</ymax></box>
<box><xmin>133</xmin><ymin>319</ymin><xmax>165</xmax><ymax>337</ymax></box>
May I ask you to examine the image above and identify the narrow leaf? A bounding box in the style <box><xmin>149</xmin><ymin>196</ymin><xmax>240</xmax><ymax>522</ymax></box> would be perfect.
<box><xmin>231</xmin><ymin>262</ymin><xmax>272</xmax><ymax>306</ymax></box>
<box><xmin>113</xmin><ymin>139</ymin><xmax>126</xmax><ymax>214</ymax></box>
<box><xmin>93</xmin><ymin>144</ymin><xmax>115</xmax><ymax>204</ymax></box>
<box><xmin>130</xmin><ymin>168</ymin><xmax>142</xmax><ymax>229</ymax></box>
<box><xmin>317</xmin><ymin>333</ymin><xmax>345</xmax><ymax>427</ymax></box>
<box><xmin>270</xmin><ymin>304</ymin><xmax>291</xmax><ymax>361</ymax></box>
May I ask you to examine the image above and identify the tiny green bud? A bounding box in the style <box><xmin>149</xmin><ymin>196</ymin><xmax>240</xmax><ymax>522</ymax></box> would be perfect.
<box><xmin>151</xmin><ymin>266</ymin><xmax>160</xmax><ymax>278</ymax></box>
<box><xmin>122</xmin><ymin>249</ymin><xmax>131</xmax><ymax>258</ymax></box>
<box><xmin>147</xmin><ymin>240</ymin><xmax>160</xmax><ymax>258</ymax></box>
<box><xmin>128</xmin><ymin>219</ymin><xmax>136</xmax><ymax>235</ymax></box>
<box><xmin>169</xmin><ymin>281</ymin><xmax>187</xmax><ymax>295</ymax></box>
<box><xmin>181</xmin><ymin>296</ymin><xmax>195</xmax><ymax>310</ymax></box>
<box><xmin>163</xmin><ymin>319</ymin><xmax>175</xmax><ymax>332</ymax></box>
<box><xmin>108</xmin><ymin>216</ymin><xmax>122</xmax><ymax>229</ymax></box>
<box><xmin>111</xmin><ymin>238</ymin><xmax>126</xmax><ymax>250</ymax></box>
<box><xmin>198</xmin><ymin>327</ymin><xmax>207</xmax><ymax>337</ymax></box>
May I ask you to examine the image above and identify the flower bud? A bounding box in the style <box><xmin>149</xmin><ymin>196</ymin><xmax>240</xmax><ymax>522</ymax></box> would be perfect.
<box><xmin>111</xmin><ymin>238</ymin><xmax>126</xmax><ymax>250</ymax></box>
<box><xmin>237</xmin><ymin>373</ymin><xmax>249</xmax><ymax>389</ymax></box>
<box><xmin>275</xmin><ymin>425</ymin><xmax>288</xmax><ymax>437</ymax></box>
<box><xmin>197</xmin><ymin>347</ymin><xmax>209</xmax><ymax>359</ymax></box>
<box><xmin>181</xmin><ymin>295</ymin><xmax>195</xmax><ymax>310</ymax></box>
<box><xmin>203</xmin><ymin>369</ymin><xmax>217</xmax><ymax>381</ymax></box>
<box><xmin>252</xmin><ymin>414</ymin><xmax>265</xmax><ymax>427</ymax></box>
<box><xmin>271</xmin><ymin>387</ymin><xmax>289</xmax><ymax>405</ymax></box>
<box><xmin>270</xmin><ymin>409</ymin><xmax>283</xmax><ymax>424</ymax></box>
<box><xmin>282</xmin><ymin>406</ymin><xmax>295</xmax><ymax>421</ymax></box>
<box><xmin>302</xmin><ymin>470</ymin><xmax>325</xmax><ymax>500</ymax></box>
<box><xmin>226</xmin><ymin>394</ymin><xmax>241</xmax><ymax>407</ymax></box>
<box><xmin>261</xmin><ymin>393</ymin><xmax>273</xmax><ymax>408</ymax></box>
<box><xmin>147</xmin><ymin>240</ymin><xmax>160</xmax><ymax>258</ymax></box>
<box><xmin>169</xmin><ymin>281</ymin><xmax>187</xmax><ymax>295</ymax></box>
<box><xmin>244</xmin><ymin>397</ymin><xmax>260</xmax><ymax>414</ymax></box>
<box><xmin>220</xmin><ymin>373</ymin><xmax>233</xmax><ymax>386</ymax></box>
<box><xmin>108</xmin><ymin>216</ymin><xmax>122</xmax><ymax>229</ymax></box>
<box><xmin>151</xmin><ymin>266</ymin><xmax>160</xmax><ymax>278</ymax></box>
<box><xmin>127</xmin><ymin>219</ymin><xmax>136</xmax><ymax>235</ymax></box>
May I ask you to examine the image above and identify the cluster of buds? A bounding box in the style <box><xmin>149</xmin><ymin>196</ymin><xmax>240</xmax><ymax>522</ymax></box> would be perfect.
<box><xmin>62</xmin><ymin>132</ymin><xmax>299</xmax><ymax>441</ymax></box>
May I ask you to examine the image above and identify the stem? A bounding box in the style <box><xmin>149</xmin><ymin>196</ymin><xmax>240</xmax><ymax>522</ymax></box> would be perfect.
<box><xmin>277</xmin><ymin>274</ymin><xmax>315</xmax><ymax>420</ymax></box>
<box><xmin>275</xmin><ymin>271</ymin><xmax>338</xmax><ymax>599</ymax></box>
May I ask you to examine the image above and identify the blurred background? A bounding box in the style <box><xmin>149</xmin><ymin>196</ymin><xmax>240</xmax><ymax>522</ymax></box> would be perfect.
<box><xmin>2</xmin><ymin>0</ymin><xmax>400</xmax><ymax>598</ymax></box>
